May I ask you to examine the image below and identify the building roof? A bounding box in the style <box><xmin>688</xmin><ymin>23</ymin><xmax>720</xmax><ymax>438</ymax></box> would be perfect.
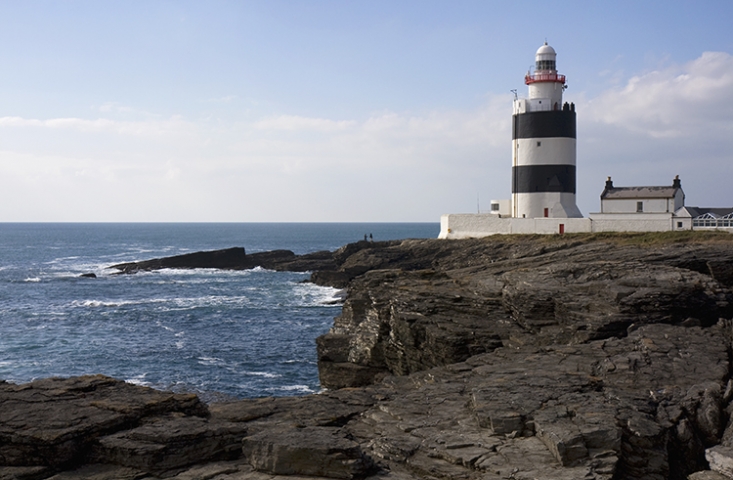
<box><xmin>600</xmin><ymin>175</ymin><xmax>684</xmax><ymax>200</ymax></box>
<box><xmin>680</xmin><ymin>207</ymin><xmax>733</xmax><ymax>218</ymax></box>
<box><xmin>601</xmin><ymin>186</ymin><xmax>681</xmax><ymax>200</ymax></box>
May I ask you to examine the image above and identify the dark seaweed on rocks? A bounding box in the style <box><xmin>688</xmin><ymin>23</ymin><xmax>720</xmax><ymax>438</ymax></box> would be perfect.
<box><xmin>4</xmin><ymin>232</ymin><xmax>733</xmax><ymax>479</ymax></box>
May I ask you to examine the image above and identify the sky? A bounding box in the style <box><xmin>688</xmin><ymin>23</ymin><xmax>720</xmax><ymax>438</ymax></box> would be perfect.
<box><xmin>0</xmin><ymin>1</ymin><xmax>731</xmax><ymax>222</ymax></box>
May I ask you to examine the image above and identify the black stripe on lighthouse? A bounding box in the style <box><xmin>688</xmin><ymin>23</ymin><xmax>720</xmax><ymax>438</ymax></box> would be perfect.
<box><xmin>512</xmin><ymin>165</ymin><xmax>576</xmax><ymax>194</ymax></box>
<box><xmin>513</xmin><ymin>110</ymin><xmax>576</xmax><ymax>139</ymax></box>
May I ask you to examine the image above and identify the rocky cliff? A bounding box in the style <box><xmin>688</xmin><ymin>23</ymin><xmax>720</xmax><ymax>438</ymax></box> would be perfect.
<box><xmin>3</xmin><ymin>232</ymin><xmax>733</xmax><ymax>480</ymax></box>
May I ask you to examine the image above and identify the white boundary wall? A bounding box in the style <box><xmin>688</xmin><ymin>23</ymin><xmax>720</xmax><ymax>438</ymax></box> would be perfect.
<box><xmin>588</xmin><ymin>213</ymin><xmax>675</xmax><ymax>232</ymax></box>
<box><xmin>437</xmin><ymin>212</ymin><xmax>727</xmax><ymax>239</ymax></box>
<box><xmin>439</xmin><ymin>214</ymin><xmax>590</xmax><ymax>239</ymax></box>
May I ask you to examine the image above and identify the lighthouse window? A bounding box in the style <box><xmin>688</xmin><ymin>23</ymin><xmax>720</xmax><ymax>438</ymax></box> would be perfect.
<box><xmin>637</xmin><ymin>202</ymin><xmax>643</xmax><ymax>212</ymax></box>
<box><xmin>536</xmin><ymin>60</ymin><xmax>555</xmax><ymax>71</ymax></box>
<box><xmin>537</xmin><ymin>141</ymin><xmax>541</xmax><ymax>147</ymax></box>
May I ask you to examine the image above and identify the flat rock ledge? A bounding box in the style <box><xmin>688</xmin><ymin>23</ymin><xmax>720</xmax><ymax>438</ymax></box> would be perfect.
<box><xmin>3</xmin><ymin>322</ymin><xmax>733</xmax><ymax>479</ymax></box>
<box><xmin>4</xmin><ymin>233</ymin><xmax>733</xmax><ymax>480</ymax></box>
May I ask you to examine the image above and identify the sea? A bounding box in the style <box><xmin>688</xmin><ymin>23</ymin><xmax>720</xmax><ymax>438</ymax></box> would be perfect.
<box><xmin>0</xmin><ymin>223</ymin><xmax>438</xmax><ymax>400</ymax></box>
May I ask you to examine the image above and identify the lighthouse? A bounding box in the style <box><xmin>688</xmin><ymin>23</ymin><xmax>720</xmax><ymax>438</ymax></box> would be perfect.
<box><xmin>511</xmin><ymin>43</ymin><xmax>582</xmax><ymax>219</ymax></box>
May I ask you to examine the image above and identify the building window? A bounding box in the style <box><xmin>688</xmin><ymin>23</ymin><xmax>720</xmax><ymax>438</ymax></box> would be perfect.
<box><xmin>537</xmin><ymin>141</ymin><xmax>541</xmax><ymax>147</ymax></box>
<box><xmin>677</xmin><ymin>222</ymin><xmax>683</xmax><ymax>228</ymax></box>
<box><xmin>636</xmin><ymin>202</ymin><xmax>643</xmax><ymax>213</ymax></box>
<box><xmin>491</xmin><ymin>203</ymin><xmax>500</xmax><ymax>211</ymax></box>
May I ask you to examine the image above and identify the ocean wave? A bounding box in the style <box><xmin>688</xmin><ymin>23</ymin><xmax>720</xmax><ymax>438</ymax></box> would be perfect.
<box><xmin>156</xmin><ymin>321</ymin><xmax>175</xmax><ymax>332</ymax></box>
<box><xmin>243</xmin><ymin>371</ymin><xmax>282</xmax><ymax>379</ymax></box>
<box><xmin>125</xmin><ymin>374</ymin><xmax>151</xmax><ymax>387</ymax></box>
<box><xmin>65</xmin><ymin>294</ymin><xmax>261</xmax><ymax>312</ymax></box>
<box><xmin>71</xmin><ymin>299</ymin><xmax>119</xmax><ymax>308</ymax></box>
<box><xmin>197</xmin><ymin>356</ymin><xmax>226</xmax><ymax>366</ymax></box>
<box><xmin>45</xmin><ymin>256</ymin><xmax>80</xmax><ymax>264</ymax></box>
<box><xmin>164</xmin><ymin>287</ymin><xmax>340</xmax><ymax>310</ymax></box>
<box><xmin>290</xmin><ymin>283</ymin><xmax>344</xmax><ymax>306</ymax></box>
<box><xmin>276</xmin><ymin>384</ymin><xmax>315</xmax><ymax>394</ymax></box>
<box><xmin>146</xmin><ymin>267</ymin><xmax>266</xmax><ymax>277</ymax></box>
<box><xmin>17</xmin><ymin>267</ymin><xmax>112</xmax><ymax>282</ymax></box>
<box><xmin>70</xmin><ymin>298</ymin><xmax>170</xmax><ymax>308</ymax></box>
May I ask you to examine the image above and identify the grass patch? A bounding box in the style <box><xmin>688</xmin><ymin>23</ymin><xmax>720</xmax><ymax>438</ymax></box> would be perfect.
<box><xmin>474</xmin><ymin>230</ymin><xmax>733</xmax><ymax>246</ymax></box>
<box><xmin>576</xmin><ymin>231</ymin><xmax>733</xmax><ymax>246</ymax></box>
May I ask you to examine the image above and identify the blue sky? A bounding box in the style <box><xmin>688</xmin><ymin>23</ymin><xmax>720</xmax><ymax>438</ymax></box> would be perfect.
<box><xmin>1</xmin><ymin>1</ymin><xmax>731</xmax><ymax>221</ymax></box>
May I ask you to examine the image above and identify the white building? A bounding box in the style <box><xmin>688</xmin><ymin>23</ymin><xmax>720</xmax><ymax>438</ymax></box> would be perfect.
<box><xmin>599</xmin><ymin>176</ymin><xmax>684</xmax><ymax>214</ymax></box>
<box><xmin>587</xmin><ymin>176</ymin><xmax>688</xmax><ymax>233</ymax></box>
<box><xmin>676</xmin><ymin>207</ymin><xmax>733</xmax><ymax>230</ymax></box>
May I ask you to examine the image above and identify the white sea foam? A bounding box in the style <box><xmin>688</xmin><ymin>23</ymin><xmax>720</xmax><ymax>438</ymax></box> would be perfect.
<box><xmin>43</xmin><ymin>256</ymin><xmax>79</xmax><ymax>267</ymax></box>
<box><xmin>150</xmin><ymin>267</ymin><xmax>262</xmax><ymax>277</ymax></box>
<box><xmin>153</xmin><ymin>294</ymin><xmax>258</xmax><ymax>311</ymax></box>
<box><xmin>70</xmin><ymin>298</ymin><xmax>169</xmax><ymax>308</ymax></box>
<box><xmin>243</xmin><ymin>371</ymin><xmax>282</xmax><ymax>378</ymax></box>
<box><xmin>290</xmin><ymin>283</ymin><xmax>344</xmax><ymax>306</ymax></box>
<box><xmin>126</xmin><ymin>374</ymin><xmax>151</xmax><ymax>386</ymax></box>
<box><xmin>277</xmin><ymin>385</ymin><xmax>315</xmax><ymax>394</ymax></box>
<box><xmin>156</xmin><ymin>321</ymin><xmax>175</xmax><ymax>332</ymax></box>
<box><xmin>24</xmin><ymin>277</ymin><xmax>41</xmax><ymax>283</ymax></box>
<box><xmin>197</xmin><ymin>357</ymin><xmax>225</xmax><ymax>366</ymax></box>
<box><xmin>72</xmin><ymin>300</ymin><xmax>117</xmax><ymax>308</ymax></box>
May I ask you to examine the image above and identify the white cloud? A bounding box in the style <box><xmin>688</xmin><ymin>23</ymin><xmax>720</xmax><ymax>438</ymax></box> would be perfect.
<box><xmin>575</xmin><ymin>51</ymin><xmax>733</xmax><ymax>213</ymax></box>
<box><xmin>584</xmin><ymin>51</ymin><xmax>733</xmax><ymax>139</ymax></box>
<box><xmin>0</xmin><ymin>102</ymin><xmax>509</xmax><ymax>221</ymax></box>
<box><xmin>1</xmin><ymin>51</ymin><xmax>730</xmax><ymax>221</ymax></box>
<box><xmin>253</xmin><ymin>115</ymin><xmax>357</xmax><ymax>132</ymax></box>
<box><xmin>0</xmin><ymin>115</ymin><xmax>197</xmax><ymax>138</ymax></box>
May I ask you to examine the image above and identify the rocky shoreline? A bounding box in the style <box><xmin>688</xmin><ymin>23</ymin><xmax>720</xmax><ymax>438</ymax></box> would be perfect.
<box><xmin>4</xmin><ymin>232</ymin><xmax>733</xmax><ymax>480</ymax></box>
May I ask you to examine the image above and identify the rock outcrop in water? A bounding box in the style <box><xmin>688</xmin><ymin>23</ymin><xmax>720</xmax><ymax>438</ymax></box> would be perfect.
<box><xmin>109</xmin><ymin>246</ymin><xmax>338</xmax><ymax>274</ymax></box>
<box><xmin>3</xmin><ymin>232</ymin><xmax>733</xmax><ymax>480</ymax></box>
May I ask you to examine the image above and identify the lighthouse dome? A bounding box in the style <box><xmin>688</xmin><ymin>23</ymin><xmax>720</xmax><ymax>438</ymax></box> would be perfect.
<box><xmin>536</xmin><ymin>43</ymin><xmax>556</xmax><ymax>57</ymax></box>
<box><xmin>535</xmin><ymin>42</ymin><xmax>557</xmax><ymax>72</ymax></box>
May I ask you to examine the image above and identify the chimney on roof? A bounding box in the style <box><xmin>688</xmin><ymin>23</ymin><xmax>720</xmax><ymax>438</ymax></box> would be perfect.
<box><xmin>605</xmin><ymin>176</ymin><xmax>613</xmax><ymax>189</ymax></box>
<box><xmin>673</xmin><ymin>175</ymin><xmax>681</xmax><ymax>189</ymax></box>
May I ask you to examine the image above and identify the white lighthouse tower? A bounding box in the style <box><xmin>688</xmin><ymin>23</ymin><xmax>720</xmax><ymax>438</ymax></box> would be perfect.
<box><xmin>511</xmin><ymin>43</ymin><xmax>582</xmax><ymax>219</ymax></box>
